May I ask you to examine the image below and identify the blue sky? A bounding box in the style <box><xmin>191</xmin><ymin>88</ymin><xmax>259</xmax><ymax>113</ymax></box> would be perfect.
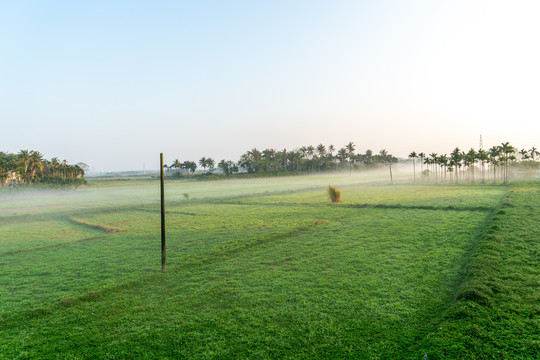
<box><xmin>2</xmin><ymin>1</ymin><xmax>539</xmax><ymax>171</ymax></box>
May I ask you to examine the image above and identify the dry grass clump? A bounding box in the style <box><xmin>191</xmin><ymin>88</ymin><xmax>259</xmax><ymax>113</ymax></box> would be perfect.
<box><xmin>328</xmin><ymin>185</ymin><xmax>342</xmax><ymax>203</ymax></box>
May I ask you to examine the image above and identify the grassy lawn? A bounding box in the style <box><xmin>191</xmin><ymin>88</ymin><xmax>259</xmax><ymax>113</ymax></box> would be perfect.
<box><xmin>0</xmin><ymin>176</ymin><xmax>537</xmax><ymax>359</ymax></box>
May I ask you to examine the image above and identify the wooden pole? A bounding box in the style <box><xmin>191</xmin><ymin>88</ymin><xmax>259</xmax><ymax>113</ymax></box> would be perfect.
<box><xmin>160</xmin><ymin>153</ymin><xmax>166</xmax><ymax>272</ymax></box>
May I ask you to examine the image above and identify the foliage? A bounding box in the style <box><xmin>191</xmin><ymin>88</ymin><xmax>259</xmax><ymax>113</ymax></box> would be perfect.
<box><xmin>0</xmin><ymin>150</ymin><xmax>86</xmax><ymax>187</ymax></box>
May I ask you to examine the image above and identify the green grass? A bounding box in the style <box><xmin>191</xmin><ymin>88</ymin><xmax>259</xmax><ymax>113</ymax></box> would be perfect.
<box><xmin>0</xmin><ymin>175</ymin><xmax>537</xmax><ymax>359</ymax></box>
<box><xmin>413</xmin><ymin>181</ymin><xmax>540</xmax><ymax>359</ymax></box>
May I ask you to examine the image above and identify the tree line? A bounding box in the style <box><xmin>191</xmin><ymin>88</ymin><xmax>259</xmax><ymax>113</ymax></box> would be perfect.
<box><xmin>166</xmin><ymin>142</ymin><xmax>399</xmax><ymax>179</ymax></box>
<box><xmin>409</xmin><ymin>143</ymin><xmax>539</xmax><ymax>184</ymax></box>
<box><xmin>167</xmin><ymin>142</ymin><xmax>538</xmax><ymax>184</ymax></box>
<box><xmin>0</xmin><ymin>150</ymin><xmax>88</xmax><ymax>187</ymax></box>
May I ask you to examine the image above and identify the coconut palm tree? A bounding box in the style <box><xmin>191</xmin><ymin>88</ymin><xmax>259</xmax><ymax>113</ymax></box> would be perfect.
<box><xmin>172</xmin><ymin>159</ymin><xmax>182</xmax><ymax>173</ymax></box>
<box><xmin>205</xmin><ymin>158</ymin><xmax>215</xmax><ymax>173</ymax></box>
<box><xmin>199</xmin><ymin>157</ymin><xmax>207</xmax><ymax>172</ymax></box>
<box><xmin>29</xmin><ymin>150</ymin><xmax>44</xmax><ymax>182</ymax></box>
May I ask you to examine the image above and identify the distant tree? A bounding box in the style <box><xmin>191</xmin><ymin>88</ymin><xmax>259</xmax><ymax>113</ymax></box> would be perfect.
<box><xmin>529</xmin><ymin>147</ymin><xmax>539</xmax><ymax>161</ymax></box>
<box><xmin>29</xmin><ymin>150</ymin><xmax>44</xmax><ymax>182</ymax></box>
<box><xmin>408</xmin><ymin>151</ymin><xmax>418</xmax><ymax>182</ymax></box>
<box><xmin>378</xmin><ymin>149</ymin><xmax>398</xmax><ymax>184</ymax></box>
<box><xmin>345</xmin><ymin>142</ymin><xmax>355</xmax><ymax>175</ymax></box>
<box><xmin>500</xmin><ymin>142</ymin><xmax>515</xmax><ymax>183</ymax></box>
<box><xmin>450</xmin><ymin>148</ymin><xmax>462</xmax><ymax>184</ymax></box>
<box><xmin>182</xmin><ymin>161</ymin><xmax>197</xmax><ymax>175</ymax></box>
<box><xmin>519</xmin><ymin>149</ymin><xmax>529</xmax><ymax>160</ymax></box>
<box><xmin>336</xmin><ymin>148</ymin><xmax>348</xmax><ymax>169</ymax></box>
<box><xmin>218</xmin><ymin>159</ymin><xmax>231</xmax><ymax>175</ymax></box>
<box><xmin>199</xmin><ymin>157</ymin><xmax>208</xmax><ymax>172</ymax></box>
<box><xmin>465</xmin><ymin>148</ymin><xmax>477</xmax><ymax>183</ymax></box>
<box><xmin>418</xmin><ymin>152</ymin><xmax>426</xmax><ymax>177</ymax></box>
<box><xmin>477</xmin><ymin>149</ymin><xmax>488</xmax><ymax>183</ymax></box>
<box><xmin>206</xmin><ymin>158</ymin><xmax>215</xmax><ymax>173</ymax></box>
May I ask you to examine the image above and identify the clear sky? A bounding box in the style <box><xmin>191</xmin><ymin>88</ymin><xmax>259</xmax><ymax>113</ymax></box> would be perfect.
<box><xmin>2</xmin><ymin>0</ymin><xmax>539</xmax><ymax>171</ymax></box>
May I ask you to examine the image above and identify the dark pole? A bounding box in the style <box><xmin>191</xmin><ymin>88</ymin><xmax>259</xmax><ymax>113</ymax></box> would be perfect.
<box><xmin>160</xmin><ymin>153</ymin><xmax>166</xmax><ymax>272</ymax></box>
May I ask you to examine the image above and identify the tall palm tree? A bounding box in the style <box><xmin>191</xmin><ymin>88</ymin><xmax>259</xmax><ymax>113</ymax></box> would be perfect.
<box><xmin>438</xmin><ymin>154</ymin><xmax>449</xmax><ymax>182</ymax></box>
<box><xmin>500</xmin><ymin>142</ymin><xmax>515</xmax><ymax>183</ymax></box>
<box><xmin>408</xmin><ymin>151</ymin><xmax>418</xmax><ymax>182</ymax></box>
<box><xmin>418</xmin><ymin>152</ymin><xmax>425</xmax><ymax>178</ymax></box>
<box><xmin>345</xmin><ymin>142</ymin><xmax>355</xmax><ymax>175</ymax></box>
<box><xmin>337</xmin><ymin>148</ymin><xmax>348</xmax><ymax>169</ymax></box>
<box><xmin>450</xmin><ymin>148</ymin><xmax>462</xmax><ymax>184</ymax></box>
<box><xmin>316</xmin><ymin>144</ymin><xmax>326</xmax><ymax>171</ymax></box>
<box><xmin>477</xmin><ymin>149</ymin><xmax>488</xmax><ymax>183</ymax></box>
<box><xmin>429</xmin><ymin>153</ymin><xmax>438</xmax><ymax>183</ymax></box>
<box><xmin>465</xmin><ymin>148</ymin><xmax>477</xmax><ymax>183</ymax></box>
<box><xmin>379</xmin><ymin>149</ymin><xmax>398</xmax><ymax>184</ymax></box>
<box><xmin>488</xmin><ymin>146</ymin><xmax>501</xmax><ymax>183</ymax></box>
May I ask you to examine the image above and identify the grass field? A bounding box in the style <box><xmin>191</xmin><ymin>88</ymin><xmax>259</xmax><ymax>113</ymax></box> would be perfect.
<box><xmin>0</xmin><ymin>174</ymin><xmax>538</xmax><ymax>359</ymax></box>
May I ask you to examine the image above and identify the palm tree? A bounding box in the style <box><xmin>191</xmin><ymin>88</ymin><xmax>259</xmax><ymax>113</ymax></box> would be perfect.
<box><xmin>18</xmin><ymin>150</ymin><xmax>31</xmax><ymax>182</ymax></box>
<box><xmin>477</xmin><ymin>149</ymin><xmax>488</xmax><ymax>183</ymax></box>
<box><xmin>199</xmin><ymin>157</ymin><xmax>207</xmax><ymax>172</ymax></box>
<box><xmin>429</xmin><ymin>153</ymin><xmax>438</xmax><ymax>183</ymax></box>
<box><xmin>465</xmin><ymin>148</ymin><xmax>477</xmax><ymax>183</ymax></box>
<box><xmin>29</xmin><ymin>150</ymin><xmax>44</xmax><ymax>182</ymax></box>
<box><xmin>500</xmin><ymin>142</ymin><xmax>515</xmax><ymax>183</ymax></box>
<box><xmin>408</xmin><ymin>151</ymin><xmax>418</xmax><ymax>182</ymax></box>
<box><xmin>450</xmin><ymin>148</ymin><xmax>462</xmax><ymax>184</ymax></box>
<box><xmin>379</xmin><ymin>149</ymin><xmax>398</xmax><ymax>184</ymax></box>
<box><xmin>172</xmin><ymin>159</ymin><xmax>182</xmax><ymax>173</ymax></box>
<box><xmin>279</xmin><ymin>149</ymin><xmax>288</xmax><ymax>171</ymax></box>
<box><xmin>488</xmin><ymin>146</ymin><xmax>501</xmax><ymax>183</ymax></box>
<box><xmin>206</xmin><ymin>158</ymin><xmax>215</xmax><ymax>173</ymax></box>
<box><xmin>337</xmin><ymin>148</ymin><xmax>348</xmax><ymax>169</ymax></box>
<box><xmin>529</xmin><ymin>147</ymin><xmax>539</xmax><ymax>161</ymax></box>
<box><xmin>345</xmin><ymin>142</ymin><xmax>355</xmax><ymax>175</ymax></box>
<box><xmin>418</xmin><ymin>152</ymin><xmax>425</xmax><ymax>179</ymax></box>
<box><xmin>316</xmin><ymin>144</ymin><xmax>326</xmax><ymax>171</ymax></box>
<box><xmin>438</xmin><ymin>154</ymin><xmax>449</xmax><ymax>182</ymax></box>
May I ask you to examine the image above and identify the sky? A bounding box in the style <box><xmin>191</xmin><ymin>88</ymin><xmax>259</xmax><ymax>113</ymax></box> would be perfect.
<box><xmin>1</xmin><ymin>0</ymin><xmax>539</xmax><ymax>172</ymax></box>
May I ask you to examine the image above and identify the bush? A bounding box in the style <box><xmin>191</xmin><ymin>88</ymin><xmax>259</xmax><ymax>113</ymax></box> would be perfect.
<box><xmin>328</xmin><ymin>185</ymin><xmax>342</xmax><ymax>203</ymax></box>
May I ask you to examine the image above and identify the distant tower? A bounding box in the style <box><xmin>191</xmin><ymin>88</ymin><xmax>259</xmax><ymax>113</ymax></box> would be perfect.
<box><xmin>479</xmin><ymin>135</ymin><xmax>483</xmax><ymax>150</ymax></box>
<box><xmin>143</xmin><ymin>162</ymin><xmax>147</xmax><ymax>175</ymax></box>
